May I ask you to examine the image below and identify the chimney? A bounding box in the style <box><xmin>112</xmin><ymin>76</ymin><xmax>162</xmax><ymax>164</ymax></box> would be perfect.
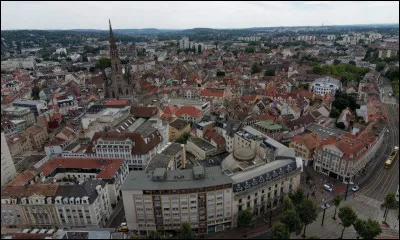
<box><xmin>181</xmin><ymin>144</ymin><xmax>187</xmax><ymax>169</ymax></box>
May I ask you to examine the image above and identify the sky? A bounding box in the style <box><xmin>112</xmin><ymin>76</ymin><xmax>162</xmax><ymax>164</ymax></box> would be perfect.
<box><xmin>1</xmin><ymin>1</ymin><xmax>399</xmax><ymax>30</ymax></box>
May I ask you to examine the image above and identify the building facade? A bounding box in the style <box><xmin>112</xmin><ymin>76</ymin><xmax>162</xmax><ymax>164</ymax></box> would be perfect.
<box><xmin>311</xmin><ymin>77</ymin><xmax>342</xmax><ymax>96</ymax></box>
<box><xmin>313</xmin><ymin>124</ymin><xmax>385</xmax><ymax>182</ymax></box>
<box><xmin>122</xmin><ymin>166</ymin><xmax>233</xmax><ymax>236</ymax></box>
<box><xmin>3</xmin><ymin>106</ymin><xmax>36</xmax><ymax>128</ymax></box>
<box><xmin>1</xmin><ymin>132</ymin><xmax>17</xmax><ymax>186</ymax></box>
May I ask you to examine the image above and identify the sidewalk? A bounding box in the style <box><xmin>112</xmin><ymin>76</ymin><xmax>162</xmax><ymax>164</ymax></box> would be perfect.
<box><xmin>206</xmin><ymin>208</ymin><xmax>284</xmax><ymax>239</ymax></box>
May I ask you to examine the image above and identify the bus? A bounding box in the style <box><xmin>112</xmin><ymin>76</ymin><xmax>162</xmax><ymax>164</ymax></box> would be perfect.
<box><xmin>385</xmin><ymin>146</ymin><xmax>399</xmax><ymax>168</ymax></box>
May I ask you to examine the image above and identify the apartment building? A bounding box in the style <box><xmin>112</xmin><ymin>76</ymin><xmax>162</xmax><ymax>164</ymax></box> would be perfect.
<box><xmin>7</xmin><ymin>134</ymin><xmax>33</xmax><ymax>156</ymax></box>
<box><xmin>1</xmin><ymin>132</ymin><xmax>17</xmax><ymax>186</ymax></box>
<box><xmin>23</xmin><ymin>125</ymin><xmax>48</xmax><ymax>150</ymax></box>
<box><xmin>1</xmin><ymin>173</ymin><xmax>112</xmax><ymax>230</ymax></box>
<box><xmin>40</xmin><ymin>157</ymin><xmax>129</xmax><ymax>205</ymax></box>
<box><xmin>289</xmin><ymin>133</ymin><xmax>323</xmax><ymax>164</ymax></box>
<box><xmin>122</xmin><ymin>166</ymin><xmax>233</xmax><ymax>236</ymax></box>
<box><xmin>313</xmin><ymin>123</ymin><xmax>385</xmax><ymax>182</ymax></box>
<box><xmin>3</xmin><ymin>106</ymin><xmax>36</xmax><ymax>128</ymax></box>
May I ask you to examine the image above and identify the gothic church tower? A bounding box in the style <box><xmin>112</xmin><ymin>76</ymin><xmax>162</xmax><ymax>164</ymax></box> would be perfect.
<box><xmin>108</xmin><ymin>19</ymin><xmax>132</xmax><ymax>99</ymax></box>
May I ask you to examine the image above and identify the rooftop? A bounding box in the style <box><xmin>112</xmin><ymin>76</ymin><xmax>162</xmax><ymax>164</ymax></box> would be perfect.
<box><xmin>188</xmin><ymin>137</ymin><xmax>216</xmax><ymax>151</ymax></box>
<box><xmin>122</xmin><ymin>166</ymin><xmax>232</xmax><ymax>191</ymax></box>
<box><xmin>40</xmin><ymin>157</ymin><xmax>124</xmax><ymax>179</ymax></box>
<box><xmin>145</xmin><ymin>143</ymin><xmax>183</xmax><ymax>171</ymax></box>
<box><xmin>255</xmin><ymin>120</ymin><xmax>283</xmax><ymax>131</ymax></box>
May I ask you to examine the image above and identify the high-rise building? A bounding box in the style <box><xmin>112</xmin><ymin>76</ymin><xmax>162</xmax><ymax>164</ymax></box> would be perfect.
<box><xmin>1</xmin><ymin>132</ymin><xmax>17</xmax><ymax>186</ymax></box>
<box><xmin>179</xmin><ymin>37</ymin><xmax>190</xmax><ymax>49</ymax></box>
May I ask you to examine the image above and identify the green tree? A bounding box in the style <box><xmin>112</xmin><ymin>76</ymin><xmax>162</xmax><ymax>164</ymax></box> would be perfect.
<box><xmin>338</xmin><ymin>206</ymin><xmax>358</xmax><ymax>239</ymax></box>
<box><xmin>175</xmin><ymin>132</ymin><xmax>190</xmax><ymax>144</ymax></box>
<box><xmin>333</xmin><ymin>195</ymin><xmax>343</xmax><ymax>220</ymax></box>
<box><xmin>265</xmin><ymin>69</ymin><xmax>275</xmax><ymax>76</ymax></box>
<box><xmin>197</xmin><ymin>44</ymin><xmax>202</xmax><ymax>54</ymax></box>
<box><xmin>381</xmin><ymin>192</ymin><xmax>398</xmax><ymax>222</ymax></box>
<box><xmin>376</xmin><ymin>62</ymin><xmax>387</xmax><ymax>72</ymax></box>
<box><xmin>245</xmin><ymin>47</ymin><xmax>255</xmax><ymax>54</ymax></box>
<box><xmin>289</xmin><ymin>188</ymin><xmax>305</xmax><ymax>206</ymax></box>
<box><xmin>353</xmin><ymin>218</ymin><xmax>382</xmax><ymax>239</ymax></box>
<box><xmin>147</xmin><ymin>231</ymin><xmax>162</xmax><ymax>239</ymax></box>
<box><xmin>251</xmin><ymin>62</ymin><xmax>262</xmax><ymax>75</ymax></box>
<box><xmin>336</xmin><ymin>122</ymin><xmax>346</xmax><ymax>129</ymax></box>
<box><xmin>95</xmin><ymin>57</ymin><xmax>111</xmax><ymax>70</ymax></box>
<box><xmin>269</xmin><ymin>222</ymin><xmax>290</xmax><ymax>239</ymax></box>
<box><xmin>237</xmin><ymin>208</ymin><xmax>256</xmax><ymax>237</ymax></box>
<box><xmin>281</xmin><ymin>210</ymin><xmax>302</xmax><ymax>239</ymax></box>
<box><xmin>283</xmin><ymin>196</ymin><xmax>295</xmax><ymax>211</ymax></box>
<box><xmin>178</xmin><ymin>222</ymin><xmax>195</xmax><ymax>239</ymax></box>
<box><xmin>31</xmin><ymin>85</ymin><xmax>41</xmax><ymax>100</ymax></box>
<box><xmin>297</xmin><ymin>198</ymin><xmax>317</xmax><ymax>237</ymax></box>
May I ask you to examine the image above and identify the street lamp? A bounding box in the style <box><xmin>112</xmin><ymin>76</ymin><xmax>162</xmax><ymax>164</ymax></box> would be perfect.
<box><xmin>320</xmin><ymin>203</ymin><xmax>331</xmax><ymax>226</ymax></box>
<box><xmin>344</xmin><ymin>181</ymin><xmax>354</xmax><ymax>201</ymax></box>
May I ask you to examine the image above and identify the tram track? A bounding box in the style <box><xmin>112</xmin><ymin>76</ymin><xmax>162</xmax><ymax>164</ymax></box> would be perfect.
<box><xmin>360</xmin><ymin>104</ymin><xmax>399</xmax><ymax>201</ymax></box>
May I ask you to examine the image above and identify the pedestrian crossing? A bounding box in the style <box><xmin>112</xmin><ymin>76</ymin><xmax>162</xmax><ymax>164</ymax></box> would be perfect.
<box><xmin>353</xmin><ymin>193</ymin><xmax>382</xmax><ymax>208</ymax></box>
<box><xmin>377</xmin><ymin>224</ymin><xmax>399</xmax><ymax>239</ymax></box>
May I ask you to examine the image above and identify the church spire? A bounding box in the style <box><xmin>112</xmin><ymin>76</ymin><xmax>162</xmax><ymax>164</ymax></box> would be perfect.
<box><xmin>109</xmin><ymin>19</ymin><xmax>115</xmax><ymax>44</ymax></box>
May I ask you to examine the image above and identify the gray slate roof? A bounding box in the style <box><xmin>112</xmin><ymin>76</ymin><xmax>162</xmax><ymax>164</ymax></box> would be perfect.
<box><xmin>122</xmin><ymin>166</ymin><xmax>232</xmax><ymax>191</ymax></box>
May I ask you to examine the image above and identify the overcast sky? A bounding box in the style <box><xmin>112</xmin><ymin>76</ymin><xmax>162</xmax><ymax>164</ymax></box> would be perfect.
<box><xmin>1</xmin><ymin>1</ymin><xmax>399</xmax><ymax>30</ymax></box>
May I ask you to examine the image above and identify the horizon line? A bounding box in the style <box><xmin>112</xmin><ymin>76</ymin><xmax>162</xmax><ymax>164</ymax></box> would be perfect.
<box><xmin>2</xmin><ymin>22</ymin><xmax>399</xmax><ymax>31</ymax></box>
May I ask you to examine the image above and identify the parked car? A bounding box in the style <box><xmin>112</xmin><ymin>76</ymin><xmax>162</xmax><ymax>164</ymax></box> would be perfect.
<box><xmin>119</xmin><ymin>222</ymin><xmax>128</xmax><ymax>232</ymax></box>
<box><xmin>351</xmin><ymin>186</ymin><xmax>360</xmax><ymax>192</ymax></box>
<box><xmin>324</xmin><ymin>184</ymin><xmax>333</xmax><ymax>192</ymax></box>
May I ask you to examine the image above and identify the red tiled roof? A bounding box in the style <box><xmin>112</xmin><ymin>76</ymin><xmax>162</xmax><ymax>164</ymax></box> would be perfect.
<box><xmin>105</xmin><ymin>99</ymin><xmax>128</xmax><ymax>106</ymax></box>
<box><xmin>40</xmin><ymin>157</ymin><xmax>124</xmax><ymax>179</ymax></box>
<box><xmin>24</xmin><ymin>125</ymin><xmax>43</xmax><ymax>135</ymax></box>
<box><xmin>175</xmin><ymin>106</ymin><xmax>202</xmax><ymax>118</ymax></box>
<box><xmin>291</xmin><ymin>133</ymin><xmax>323</xmax><ymax>150</ymax></box>
<box><xmin>163</xmin><ymin>105</ymin><xmax>178</xmax><ymax>115</ymax></box>
<box><xmin>200</xmin><ymin>89</ymin><xmax>224</xmax><ymax>97</ymax></box>
<box><xmin>7</xmin><ymin>170</ymin><xmax>37</xmax><ymax>186</ymax></box>
<box><xmin>1</xmin><ymin>184</ymin><xmax>60</xmax><ymax>198</ymax></box>
<box><xmin>130</xmin><ymin>106</ymin><xmax>158</xmax><ymax>118</ymax></box>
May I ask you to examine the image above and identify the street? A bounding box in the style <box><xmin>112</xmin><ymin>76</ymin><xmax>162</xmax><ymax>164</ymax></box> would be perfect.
<box><xmin>357</xmin><ymin>103</ymin><xmax>399</xmax><ymax>202</ymax></box>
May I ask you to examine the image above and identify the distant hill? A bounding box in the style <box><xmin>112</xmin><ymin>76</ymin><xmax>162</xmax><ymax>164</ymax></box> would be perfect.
<box><xmin>68</xmin><ymin>28</ymin><xmax>179</xmax><ymax>35</ymax></box>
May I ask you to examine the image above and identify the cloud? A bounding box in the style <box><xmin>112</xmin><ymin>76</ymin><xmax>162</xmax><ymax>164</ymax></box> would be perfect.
<box><xmin>1</xmin><ymin>1</ymin><xmax>398</xmax><ymax>30</ymax></box>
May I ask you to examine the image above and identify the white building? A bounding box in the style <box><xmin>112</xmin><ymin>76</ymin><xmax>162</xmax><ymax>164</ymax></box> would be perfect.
<box><xmin>179</xmin><ymin>37</ymin><xmax>190</xmax><ymax>50</ymax></box>
<box><xmin>314</xmin><ymin>124</ymin><xmax>385</xmax><ymax>183</ymax></box>
<box><xmin>327</xmin><ymin>35</ymin><xmax>336</xmax><ymax>41</ymax></box>
<box><xmin>311</xmin><ymin>77</ymin><xmax>342</xmax><ymax>95</ymax></box>
<box><xmin>55</xmin><ymin>48</ymin><xmax>67</xmax><ymax>55</ymax></box>
<box><xmin>1</xmin><ymin>132</ymin><xmax>17</xmax><ymax>186</ymax></box>
<box><xmin>1</xmin><ymin>176</ymin><xmax>113</xmax><ymax>230</ymax></box>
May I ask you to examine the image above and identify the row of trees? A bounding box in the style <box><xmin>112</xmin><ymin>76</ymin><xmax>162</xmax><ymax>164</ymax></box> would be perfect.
<box><xmin>269</xmin><ymin>191</ymin><xmax>398</xmax><ymax>239</ymax></box>
<box><xmin>311</xmin><ymin>63</ymin><xmax>370</xmax><ymax>83</ymax></box>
